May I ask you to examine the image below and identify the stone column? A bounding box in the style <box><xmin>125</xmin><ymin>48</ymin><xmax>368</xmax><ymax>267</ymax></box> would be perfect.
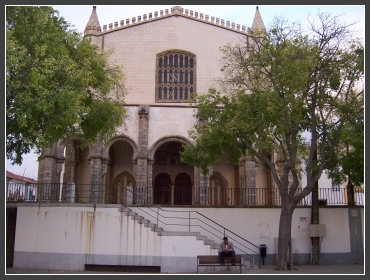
<box><xmin>63</xmin><ymin>141</ymin><xmax>76</xmax><ymax>184</ymax></box>
<box><xmin>171</xmin><ymin>184</ymin><xmax>175</xmax><ymax>205</ymax></box>
<box><xmin>237</xmin><ymin>159</ymin><xmax>246</xmax><ymax>205</ymax></box>
<box><xmin>105</xmin><ymin>160</ymin><xmax>113</xmax><ymax>204</ymax></box>
<box><xmin>88</xmin><ymin>142</ymin><xmax>107</xmax><ymax>203</ymax></box>
<box><xmin>36</xmin><ymin>143</ymin><xmax>63</xmax><ymax>201</ymax></box>
<box><xmin>37</xmin><ymin>157</ymin><xmax>45</xmax><ymax>182</ymax></box>
<box><xmin>193</xmin><ymin>167</ymin><xmax>200</xmax><ymax>205</ymax></box>
<box><xmin>147</xmin><ymin>159</ymin><xmax>154</xmax><ymax>204</ymax></box>
<box><xmin>199</xmin><ymin>166</ymin><xmax>212</xmax><ymax>205</ymax></box>
<box><xmin>245</xmin><ymin>157</ymin><xmax>257</xmax><ymax>205</ymax></box>
<box><xmin>136</xmin><ymin>105</ymin><xmax>149</xmax><ymax>204</ymax></box>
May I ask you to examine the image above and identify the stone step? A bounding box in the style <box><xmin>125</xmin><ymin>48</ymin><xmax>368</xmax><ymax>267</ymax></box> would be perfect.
<box><xmin>159</xmin><ymin>231</ymin><xmax>201</xmax><ymax>236</ymax></box>
<box><xmin>139</xmin><ymin>218</ymin><xmax>150</xmax><ymax>224</ymax></box>
<box><xmin>144</xmin><ymin>222</ymin><xmax>156</xmax><ymax>228</ymax></box>
<box><xmin>151</xmin><ymin>225</ymin><xmax>163</xmax><ymax>232</ymax></box>
<box><xmin>132</xmin><ymin>214</ymin><xmax>142</xmax><ymax>220</ymax></box>
<box><xmin>120</xmin><ymin>207</ymin><xmax>221</xmax><ymax>254</ymax></box>
<box><xmin>127</xmin><ymin>212</ymin><xmax>138</xmax><ymax>217</ymax></box>
<box><xmin>119</xmin><ymin>207</ymin><xmax>132</xmax><ymax>213</ymax></box>
<box><xmin>196</xmin><ymin>235</ymin><xmax>208</xmax><ymax>240</ymax></box>
<box><xmin>203</xmin><ymin>239</ymin><xmax>215</xmax><ymax>245</ymax></box>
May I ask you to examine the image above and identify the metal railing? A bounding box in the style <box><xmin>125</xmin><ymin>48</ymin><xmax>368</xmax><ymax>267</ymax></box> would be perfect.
<box><xmin>6</xmin><ymin>183</ymin><xmax>364</xmax><ymax>206</ymax></box>
<box><xmin>6</xmin><ymin>182</ymin><xmax>364</xmax><ymax>267</ymax></box>
<box><xmin>120</xmin><ymin>185</ymin><xmax>262</xmax><ymax>266</ymax></box>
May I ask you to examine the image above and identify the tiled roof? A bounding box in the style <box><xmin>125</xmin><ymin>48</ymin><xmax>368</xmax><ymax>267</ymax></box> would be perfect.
<box><xmin>6</xmin><ymin>171</ymin><xmax>37</xmax><ymax>184</ymax></box>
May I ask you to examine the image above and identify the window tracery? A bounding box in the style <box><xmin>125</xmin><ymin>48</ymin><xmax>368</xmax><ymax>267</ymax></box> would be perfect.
<box><xmin>156</xmin><ymin>50</ymin><xmax>196</xmax><ymax>102</ymax></box>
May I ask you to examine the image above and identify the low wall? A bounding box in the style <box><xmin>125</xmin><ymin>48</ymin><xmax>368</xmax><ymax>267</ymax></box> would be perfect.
<box><xmin>9</xmin><ymin>204</ymin><xmax>364</xmax><ymax>273</ymax></box>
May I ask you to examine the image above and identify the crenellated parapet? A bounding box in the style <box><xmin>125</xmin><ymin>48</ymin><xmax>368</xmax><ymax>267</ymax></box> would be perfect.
<box><xmin>101</xmin><ymin>5</ymin><xmax>251</xmax><ymax>35</ymax></box>
<box><xmin>84</xmin><ymin>25</ymin><xmax>102</xmax><ymax>35</ymax></box>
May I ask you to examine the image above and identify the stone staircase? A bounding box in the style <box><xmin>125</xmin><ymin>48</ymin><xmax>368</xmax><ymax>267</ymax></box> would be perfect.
<box><xmin>119</xmin><ymin>206</ymin><xmax>257</xmax><ymax>272</ymax></box>
<box><xmin>120</xmin><ymin>206</ymin><xmax>219</xmax><ymax>249</ymax></box>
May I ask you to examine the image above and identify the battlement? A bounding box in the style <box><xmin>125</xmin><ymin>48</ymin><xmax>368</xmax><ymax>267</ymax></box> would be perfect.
<box><xmin>85</xmin><ymin>25</ymin><xmax>102</xmax><ymax>34</ymax></box>
<box><xmin>99</xmin><ymin>6</ymin><xmax>251</xmax><ymax>35</ymax></box>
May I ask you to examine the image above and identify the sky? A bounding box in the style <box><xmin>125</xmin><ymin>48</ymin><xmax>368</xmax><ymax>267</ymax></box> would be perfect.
<box><xmin>53</xmin><ymin>5</ymin><xmax>365</xmax><ymax>37</ymax></box>
<box><xmin>5</xmin><ymin>5</ymin><xmax>365</xmax><ymax>180</ymax></box>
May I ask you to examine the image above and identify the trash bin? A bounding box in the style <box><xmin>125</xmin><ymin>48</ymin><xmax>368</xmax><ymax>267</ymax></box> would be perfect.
<box><xmin>260</xmin><ymin>244</ymin><xmax>267</xmax><ymax>265</ymax></box>
<box><xmin>260</xmin><ymin>244</ymin><xmax>267</xmax><ymax>257</ymax></box>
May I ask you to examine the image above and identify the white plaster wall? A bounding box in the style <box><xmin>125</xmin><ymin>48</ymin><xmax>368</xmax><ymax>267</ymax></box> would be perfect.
<box><xmin>134</xmin><ymin>207</ymin><xmax>354</xmax><ymax>256</ymax></box>
<box><xmin>117</xmin><ymin>106</ymin><xmax>139</xmax><ymax>144</ymax></box>
<box><xmin>15</xmin><ymin>206</ymin><xmax>353</xmax><ymax>257</ymax></box>
<box><xmin>148</xmin><ymin>106</ymin><xmax>196</xmax><ymax>148</ymax></box>
<box><xmin>14</xmin><ymin>206</ymin><xmax>217</xmax><ymax>258</ymax></box>
<box><xmin>12</xmin><ymin>205</ymin><xmax>361</xmax><ymax>272</ymax></box>
<box><xmin>14</xmin><ymin>207</ymin><xmax>91</xmax><ymax>254</ymax></box>
<box><xmin>319</xmin><ymin>208</ymin><xmax>350</xmax><ymax>253</ymax></box>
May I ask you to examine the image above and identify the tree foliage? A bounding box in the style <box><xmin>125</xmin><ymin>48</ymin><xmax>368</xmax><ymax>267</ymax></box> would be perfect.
<box><xmin>181</xmin><ymin>12</ymin><xmax>363</xmax><ymax>270</ymax></box>
<box><xmin>6</xmin><ymin>6</ymin><xmax>128</xmax><ymax>165</ymax></box>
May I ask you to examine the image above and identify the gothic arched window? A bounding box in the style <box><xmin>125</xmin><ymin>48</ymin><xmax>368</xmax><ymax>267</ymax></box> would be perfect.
<box><xmin>156</xmin><ymin>50</ymin><xmax>196</xmax><ymax>103</ymax></box>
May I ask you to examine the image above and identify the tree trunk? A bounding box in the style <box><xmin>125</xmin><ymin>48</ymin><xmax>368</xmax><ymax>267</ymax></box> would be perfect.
<box><xmin>276</xmin><ymin>201</ymin><xmax>295</xmax><ymax>270</ymax></box>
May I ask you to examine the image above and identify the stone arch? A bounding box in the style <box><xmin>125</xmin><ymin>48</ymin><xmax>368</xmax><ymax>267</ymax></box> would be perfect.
<box><xmin>150</xmin><ymin>136</ymin><xmax>194</xmax><ymax>206</ymax></box>
<box><xmin>148</xmin><ymin>135</ymin><xmax>193</xmax><ymax>161</ymax></box>
<box><xmin>36</xmin><ymin>138</ymin><xmax>92</xmax><ymax>198</ymax></box>
<box><xmin>55</xmin><ymin>139</ymin><xmax>68</xmax><ymax>159</ymax></box>
<box><xmin>151</xmin><ymin>166</ymin><xmax>193</xmax><ymax>186</ymax></box>
<box><xmin>59</xmin><ymin>138</ymin><xmax>91</xmax><ymax>187</ymax></box>
<box><xmin>104</xmin><ymin>135</ymin><xmax>138</xmax><ymax>204</ymax></box>
<box><xmin>111</xmin><ymin>171</ymin><xmax>136</xmax><ymax>204</ymax></box>
<box><xmin>56</xmin><ymin>138</ymin><xmax>93</xmax><ymax>160</ymax></box>
<box><xmin>210</xmin><ymin>171</ymin><xmax>229</xmax><ymax>188</ymax></box>
<box><xmin>105</xmin><ymin>135</ymin><xmax>138</xmax><ymax>161</ymax></box>
<box><xmin>158</xmin><ymin>49</ymin><xmax>196</xmax><ymax>57</ymax></box>
<box><xmin>210</xmin><ymin>171</ymin><xmax>229</xmax><ymax>206</ymax></box>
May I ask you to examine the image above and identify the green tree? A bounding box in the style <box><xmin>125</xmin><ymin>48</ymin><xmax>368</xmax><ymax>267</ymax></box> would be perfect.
<box><xmin>6</xmin><ymin>6</ymin><xmax>128</xmax><ymax>165</ymax></box>
<box><xmin>181</xmin><ymin>13</ymin><xmax>364</xmax><ymax>270</ymax></box>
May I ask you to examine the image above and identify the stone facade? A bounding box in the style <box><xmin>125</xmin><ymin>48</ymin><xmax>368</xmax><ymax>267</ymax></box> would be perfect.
<box><xmin>37</xmin><ymin>6</ymin><xmax>289</xmax><ymax>205</ymax></box>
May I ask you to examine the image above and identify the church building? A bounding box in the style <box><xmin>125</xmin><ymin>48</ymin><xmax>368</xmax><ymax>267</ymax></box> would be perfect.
<box><xmin>8</xmin><ymin>7</ymin><xmax>363</xmax><ymax>273</ymax></box>
<box><xmin>36</xmin><ymin>5</ymin><xmax>290</xmax><ymax>206</ymax></box>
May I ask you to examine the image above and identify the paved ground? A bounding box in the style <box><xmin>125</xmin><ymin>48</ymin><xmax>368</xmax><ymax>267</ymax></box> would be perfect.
<box><xmin>6</xmin><ymin>264</ymin><xmax>364</xmax><ymax>274</ymax></box>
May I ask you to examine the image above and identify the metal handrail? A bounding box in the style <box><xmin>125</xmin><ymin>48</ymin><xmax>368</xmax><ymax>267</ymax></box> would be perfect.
<box><xmin>122</xmin><ymin>185</ymin><xmax>261</xmax><ymax>266</ymax></box>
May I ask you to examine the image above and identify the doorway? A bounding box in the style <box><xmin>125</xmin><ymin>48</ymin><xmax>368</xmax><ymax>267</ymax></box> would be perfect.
<box><xmin>154</xmin><ymin>173</ymin><xmax>171</xmax><ymax>204</ymax></box>
<box><xmin>175</xmin><ymin>173</ymin><xmax>192</xmax><ymax>205</ymax></box>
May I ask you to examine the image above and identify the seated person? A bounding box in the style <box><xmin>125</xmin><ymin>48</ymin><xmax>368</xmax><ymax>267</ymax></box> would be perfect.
<box><xmin>219</xmin><ymin>237</ymin><xmax>235</xmax><ymax>265</ymax></box>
